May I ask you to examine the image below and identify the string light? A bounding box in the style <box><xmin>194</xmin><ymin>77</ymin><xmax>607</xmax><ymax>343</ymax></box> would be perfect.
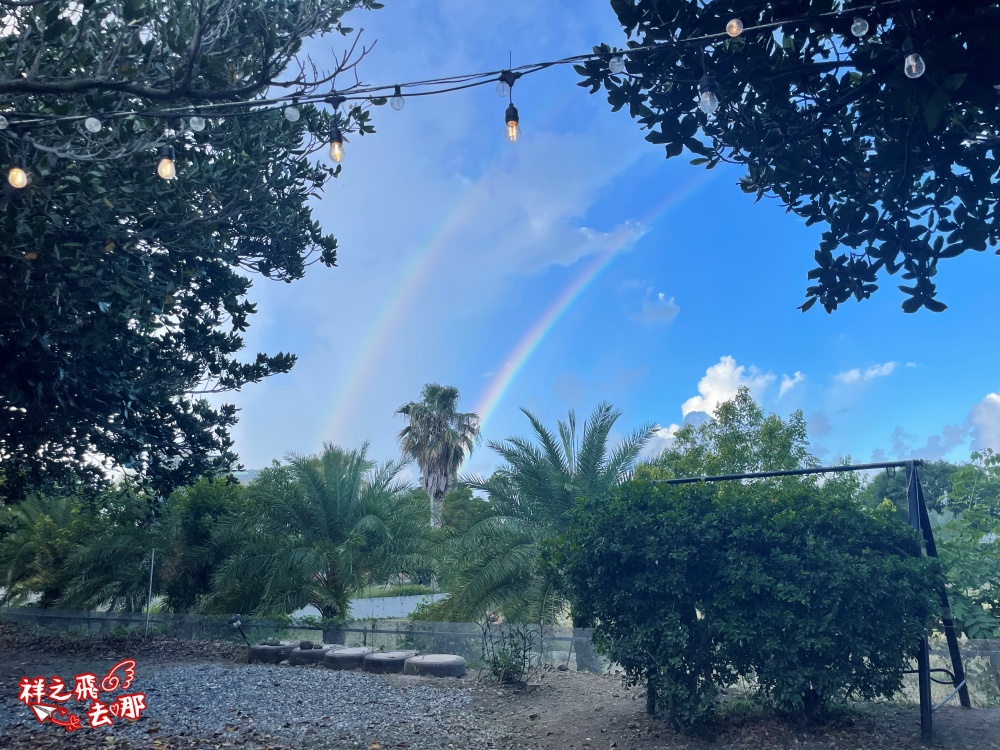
<box><xmin>698</xmin><ymin>74</ymin><xmax>719</xmax><ymax>115</ymax></box>
<box><xmin>156</xmin><ymin>145</ymin><xmax>176</xmax><ymax>180</ymax></box>
<box><xmin>0</xmin><ymin>0</ymin><xmax>918</xmax><ymax>179</ymax></box>
<box><xmin>902</xmin><ymin>38</ymin><xmax>925</xmax><ymax>79</ymax></box>
<box><xmin>7</xmin><ymin>164</ymin><xmax>28</xmax><ymax>189</ymax></box>
<box><xmin>390</xmin><ymin>85</ymin><xmax>405</xmax><ymax>111</ymax></box>
<box><xmin>329</xmin><ymin>124</ymin><xmax>345</xmax><ymax>162</ymax></box>
<box><xmin>504</xmin><ymin>103</ymin><xmax>520</xmax><ymax>143</ymax></box>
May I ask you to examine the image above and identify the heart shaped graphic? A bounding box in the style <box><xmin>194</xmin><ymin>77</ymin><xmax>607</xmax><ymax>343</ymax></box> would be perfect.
<box><xmin>108</xmin><ymin>702</ymin><xmax>120</xmax><ymax>718</ymax></box>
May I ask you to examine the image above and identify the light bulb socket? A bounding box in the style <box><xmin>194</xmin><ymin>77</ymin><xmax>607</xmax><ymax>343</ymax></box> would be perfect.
<box><xmin>498</xmin><ymin>70</ymin><xmax>521</xmax><ymax>91</ymax></box>
<box><xmin>504</xmin><ymin>103</ymin><xmax>520</xmax><ymax>125</ymax></box>
<box><xmin>330</xmin><ymin>124</ymin><xmax>344</xmax><ymax>145</ymax></box>
<box><xmin>902</xmin><ymin>37</ymin><xmax>917</xmax><ymax>55</ymax></box>
<box><xmin>698</xmin><ymin>74</ymin><xmax>718</xmax><ymax>96</ymax></box>
<box><xmin>392</xmin><ymin>85</ymin><xmax>403</xmax><ymax>98</ymax></box>
<box><xmin>158</xmin><ymin>144</ymin><xmax>174</xmax><ymax>161</ymax></box>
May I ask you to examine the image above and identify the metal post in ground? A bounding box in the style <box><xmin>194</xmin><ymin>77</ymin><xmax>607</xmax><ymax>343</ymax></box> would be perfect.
<box><xmin>144</xmin><ymin>548</ymin><xmax>156</xmax><ymax>640</ymax></box>
<box><xmin>906</xmin><ymin>462</ymin><xmax>933</xmax><ymax>743</ymax></box>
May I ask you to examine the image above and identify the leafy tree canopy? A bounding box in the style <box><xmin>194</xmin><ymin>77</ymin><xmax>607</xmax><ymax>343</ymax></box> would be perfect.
<box><xmin>0</xmin><ymin>0</ymin><xmax>382</xmax><ymax>500</ymax></box>
<box><xmin>580</xmin><ymin>0</ymin><xmax>999</xmax><ymax>312</ymax></box>
<box><xmin>441</xmin><ymin>402</ymin><xmax>655</xmax><ymax>625</ymax></box>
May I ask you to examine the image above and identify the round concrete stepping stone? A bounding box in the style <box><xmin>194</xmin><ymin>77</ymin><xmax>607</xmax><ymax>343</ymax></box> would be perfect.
<box><xmin>363</xmin><ymin>650</ymin><xmax>419</xmax><ymax>675</ymax></box>
<box><xmin>248</xmin><ymin>641</ymin><xmax>295</xmax><ymax>664</ymax></box>
<box><xmin>288</xmin><ymin>644</ymin><xmax>337</xmax><ymax>665</ymax></box>
<box><xmin>403</xmin><ymin>654</ymin><xmax>467</xmax><ymax>678</ymax></box>
<box><xmin>324</xmin><ymin>646</ymin><xmax>375</xmax><ymax>671</ymax></box>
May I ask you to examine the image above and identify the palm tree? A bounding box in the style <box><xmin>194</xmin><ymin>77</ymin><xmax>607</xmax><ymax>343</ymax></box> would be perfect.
<box><xmin>205</xmin><ymin>443</ymin><xmax>434</xmax><ymax>619</ymax></box>
<box><xmin>0</xmin><ymin>493</ymin><xmax>91</xmax><ymax>607</ymax></box>
<box><xmin>442</xmin><ymin>402</ymin><xmax>656</xmax><ymax>626</ymax></box>
<box><xmin>396</xmin><ymin>384</ymin><xmax>480</xmax><ymax>527</ymax></box>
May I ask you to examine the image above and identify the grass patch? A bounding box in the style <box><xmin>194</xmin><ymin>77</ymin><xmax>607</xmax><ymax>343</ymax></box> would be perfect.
<box><xmin>356</xmin><ymin>583</ymin><xmax>438</xmax><ymax>599</ymax></box>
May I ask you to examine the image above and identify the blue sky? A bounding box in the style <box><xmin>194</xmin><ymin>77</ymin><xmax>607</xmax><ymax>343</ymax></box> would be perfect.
<box><xmin>225</xmin><ymin>0</ymin><xmax>1000</xmax><ymax>478</ymax></box>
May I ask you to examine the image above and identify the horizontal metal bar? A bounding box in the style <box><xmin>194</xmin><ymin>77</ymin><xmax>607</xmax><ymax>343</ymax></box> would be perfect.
<box><xmin>933</xmin><ymin>679</ymin><xmax>966</xmax><ymax>711</ymax></box>
<box><xmin>650</xmin><ymin>460</ymin><xmax>924</xmax><ymax>485</ymax></box>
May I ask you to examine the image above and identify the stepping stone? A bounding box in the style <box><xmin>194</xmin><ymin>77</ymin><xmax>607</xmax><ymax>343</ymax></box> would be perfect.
<box><xmin>403</xmin><ymin>654</ymin><xmax>467</xmax><ymax>678</ymax></box>
<box><xmin>288</xmin><ymin>644</ymin><xmax>340</xmax><ymax>666</ymax></box>
<box><xmin>248</xmin><ymin>641</ymin><xmax>295</xmax><ymax>664</ymax></box>
<box><xmin>363</xmin><ymin>650</ymin><xmax>418</xmax><ymax>675</ymax></box>
<box><xmin>324</xmin><ymin>646</ymin><xmax>375</xmax><ymax>671</ymax></box>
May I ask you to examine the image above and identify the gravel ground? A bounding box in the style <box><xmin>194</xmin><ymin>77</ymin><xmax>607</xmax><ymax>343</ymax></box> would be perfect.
<box><xmin>0</xmin><ymin>662</ymin><xmax>494</xmax><ymax>750</ymax></box>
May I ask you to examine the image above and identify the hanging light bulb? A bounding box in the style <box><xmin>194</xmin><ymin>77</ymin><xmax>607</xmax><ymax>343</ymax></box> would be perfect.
<box><xmin>189</xmin><ymin>115</ymin><xmax>206</xmax><ymax>132</ymax></box>
<box><xmin>0</xmin><ymin>115</ymin><xmax>8</xmax><ymax>130</ymax></box>
<box><xmin>726</xmin><ymin>18</ymin><xmax>744</xmax><ymax>37</ymax></box>
<box><xmin>329</xmin><ymin>125</ymin><xmax>345</xmax><ymax>163</ymax></box>
<box><xmin>84</xmin><ymin>117</ymin><xmax>102</xmax><ymax>133</ymax></box>
<box><xmin>609</xmin><ymin>55</ymin><xmax>625</xmax><ymax>74</ymax></box>
<box><xmin>902</xmin><ymin>38</ymin><xmax>925</xmax><ymax>79</ymax></box>
<box><xmin>156</xmin><ymin>145</ymin><xmax>176</xmax><ymax>180</ymax></box>
<box><xmin>851</xmin><ymin>17</ymin><xmax>869</xmax><ymax>37</ymax></box>
<box><xmin>698</xmin><ymin>74</ymin><xmax>720</xmax><ymax>115</ymax></box>
<box><xmin>283</xmin><ymin>104</ymin><xmax>301</xmax><ymax>122</ymax></box>
<box><xmin>504</xmin><ymin>103</ymin><xmax>520</xmax><ymax>143</ymax></box>
<box><xmin>496</xmin><ymin>80</ymin><xmax>510</xmax><ymax>97</ymax></box>
<box><xmin>390</xmin><ymin>85</ymin><xmax>405</xmax><ymax>111</ymax></box>
<box><xmin>7</xmin><ymin>165</ymin><xmax>28</xmax><ymax>189</ymax></box>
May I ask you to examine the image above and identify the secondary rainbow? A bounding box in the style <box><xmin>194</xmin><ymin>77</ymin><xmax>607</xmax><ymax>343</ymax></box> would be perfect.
<box><xmin>471</xmin><ymin>171</ymin><xmax>717</xmax><ymax>437</ymax></box>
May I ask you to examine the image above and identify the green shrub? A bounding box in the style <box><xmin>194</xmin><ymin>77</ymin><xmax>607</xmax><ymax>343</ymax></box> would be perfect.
<box><xmin>481</xmin><ymin>619</ymin><xmax>537</xmax><ymax>685</ymax></box>
<box><xmin>563</xmin><ymin>467</ymin><xmax>942</xmax><ymax>727</ymax></box>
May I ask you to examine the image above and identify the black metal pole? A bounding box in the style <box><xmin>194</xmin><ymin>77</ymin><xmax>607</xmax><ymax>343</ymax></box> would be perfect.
<box><xmin>915</xmin><ymin>474</ymin><xmax>972</xmax><ymax>709</ymax></box>
<box><xmin>646</xmin><ymin>667</ymin><xmax>657</xmax><ymax>716</ymax></box>
<box><xmin>907</xmin><ymin>462</ymin><xmax>933</xmax><ymax>744</ymax></box>
<box><xmin>650</xmin><ymin>459</ymin><xmax>924</xmax><ymax>485</ymax></box>
<box><xmin>918</xmin><ymin>634</ymin><xmax>933</xmax><ymax>744</ymax></box>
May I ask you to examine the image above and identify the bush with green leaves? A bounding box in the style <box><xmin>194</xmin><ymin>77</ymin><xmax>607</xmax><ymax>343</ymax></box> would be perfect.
<box><xmin>564</xmin><ymin>466</ymin><xmax>942</xmax><ymax>727</ymax></box>
<box><xmin>480</xmin><ymin>619</ymin><xmax>538</xmax><ymax>686</ymax></box>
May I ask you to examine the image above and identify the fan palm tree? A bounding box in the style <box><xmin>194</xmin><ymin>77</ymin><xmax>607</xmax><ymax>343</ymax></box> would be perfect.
<box><xmin>397</xmin><ymin>384</ymin><xmax>480</xmax><ymax>527</ymax></box>
<box><xmin>0</xmin><ymin>493</ymin><xmax>92</xmax><ymax>607</ymax></box>
<box><xmin>205</xmin><ymin>443</ymin><xmax>434</xmax><ymax>619</ymax></box>
<box><xmin>442</xmin><ymin>402</ymin><xmax>656</xmax><ymax>625</ymax></box>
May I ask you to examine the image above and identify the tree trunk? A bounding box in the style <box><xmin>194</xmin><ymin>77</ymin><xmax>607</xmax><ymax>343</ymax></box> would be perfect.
<box><xmin>423</xmin><ymin>471</ymin><xmax>449</xmax><ymax>527</ymax></box>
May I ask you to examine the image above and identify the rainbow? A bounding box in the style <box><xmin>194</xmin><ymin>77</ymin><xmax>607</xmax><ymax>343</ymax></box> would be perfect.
<box><xmin>470</xmin><ymin>170</ymin><xmax>717</xmax><ymax>438</ymax></box>
<box><xmin>323</xmin><ymin>89</ymin><xmax>580</xmax><ymax>441</ymax></box>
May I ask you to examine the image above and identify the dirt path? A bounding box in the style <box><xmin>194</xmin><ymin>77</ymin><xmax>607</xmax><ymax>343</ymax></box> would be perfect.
<box><xmin>467</xmin><ymin>668</ymin><xmax>1000</xmax><ymax>750</ymax></box>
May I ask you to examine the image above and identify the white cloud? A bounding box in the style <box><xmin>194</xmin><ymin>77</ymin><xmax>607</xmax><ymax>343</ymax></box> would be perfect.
<box><xmin>641</xmin><ymin>423</ymin><xmax>681</xmax><ymax>461</ymax></box>
<box><xmin>834</xmin><ymin>361</ymin><xmax>897</xmax><ymax>385</ymax></box>
<box><xmin>635</xmin><ymin>289</ymin><xmax>680</xmax><ymax>326</ymax></box>
<box><xmin>681</xmin><ymin>356</ymin><xmax>777</xmax><ymax>418</ymax></box>
<box><xmin>779</xmin><ymin>371</ymin><xmax>805</xmax><ymax>398</ymax></box>
<box><xmin>970</xmin><ymin>393</ymin><xmax>1000</xmax><ymax>452</ymax></box>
